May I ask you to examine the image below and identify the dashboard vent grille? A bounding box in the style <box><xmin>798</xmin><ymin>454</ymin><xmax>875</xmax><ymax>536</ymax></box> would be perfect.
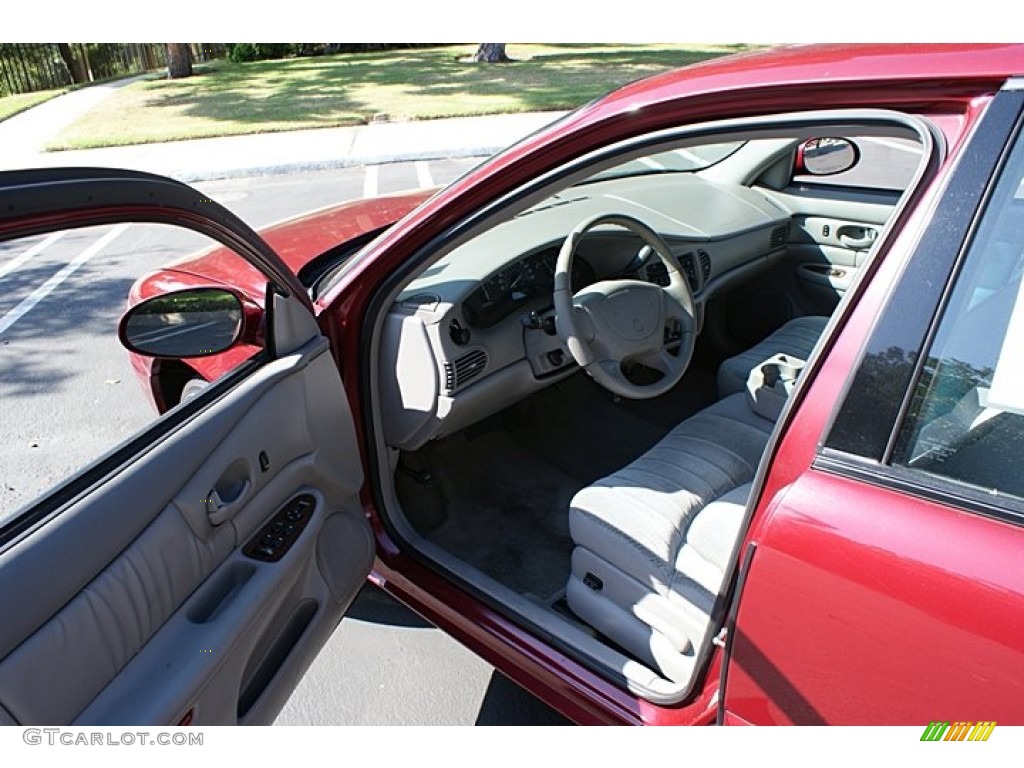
<box><xmin>679</xmin><ymin>252</ymin><xmax>707</xmax><ymax>292</ymax></box>
<box><xmin>697</xmin><ymin>250</ymin><xmax>711</xmax><ymax>282</ymax></box>
<box><xmin>645</xmin><ymin>260</ymin><xmax>670</xmax><ymax>287</ymax></box>
<box><xmin>770</xmin><ymin>224</ymin><xmax>789</xmax><ymax>249</ymax></box>
<box><xmin>444</xmin><ymin>349</ymin><xmax>488</xmax><ymax>391</ymax></box>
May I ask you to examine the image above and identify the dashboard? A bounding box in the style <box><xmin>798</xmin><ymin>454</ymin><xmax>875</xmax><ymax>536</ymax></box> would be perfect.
<box><xmin>379</xmin><ymin>171</ymin><xmax>793</xmax><ymax>451</ymax></box>
<box><xmin>462</xmin><ymin>247</ymin><xmax>597</xmax><ymax>329</ymax></box>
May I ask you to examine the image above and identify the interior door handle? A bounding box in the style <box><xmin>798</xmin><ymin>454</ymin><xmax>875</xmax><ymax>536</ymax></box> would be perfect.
<box><xmin>837</xmin><ymin>225</ymin><xmax>877</xmax><ymax>250</ymax></box>
<box><xmin>205</xmin><ymin>478</ymin><xmax>251</xmax><ymax>526</ymax></box>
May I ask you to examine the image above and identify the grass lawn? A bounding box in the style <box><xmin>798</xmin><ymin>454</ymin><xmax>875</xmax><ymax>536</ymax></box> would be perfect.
<box><xmin>46</xmin><ymin>44</ymin><xmax>760</xmax><ymax>150</ymax></box>
<box><xmin>0</xmin><ymin>88</ymin><xmax>67</xmax><ymax>122</ymax></box>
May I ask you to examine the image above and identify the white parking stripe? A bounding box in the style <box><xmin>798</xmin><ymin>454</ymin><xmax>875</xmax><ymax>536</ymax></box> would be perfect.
<box><xmin>860</xmin><ymin>137</ymin><xmax>923</xmax><ymax>154</ymax></box>
<box><xmin>0</xmin><ymin>231</ymin><xmax>66</xmax><ymax>281</ymax></box>
<box><xmin>363</xmin><ymin>165</ymin><xmax>379</xmax><ymax>198</ymax></box>
<box><xmin>0</xmin><ymin>224</ymin><xmax>129</xmax><ymax>338</ymax></box>
<box><xmin>674</xmin><ymin>148</ymin><xmax>705</xmax><ymax>164</ymax></box>
<box><xmin>415</xmin><ymin>161</ymin><xmax>434</xmax><ymax>189</ymax></box>
<box><xmin>639</xmin><ymin>157</ymin><xmax>665</xmax><ymax>170</ymax></box>
<box><xmin>130</xmin><ymin>319</ymin><xmax>219</xmax><ymax>343</ymax></box>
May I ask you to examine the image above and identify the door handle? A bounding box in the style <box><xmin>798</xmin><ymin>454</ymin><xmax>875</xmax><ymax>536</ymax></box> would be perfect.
<box><xmin>205</xmin><ymin>478</ymin><xmax>251</xmax><ymax>526</ymax></box>
<box><xmin>837</xmin><ymin>225</ymin><xmax>877</xmax><ymax>250</ymax></box>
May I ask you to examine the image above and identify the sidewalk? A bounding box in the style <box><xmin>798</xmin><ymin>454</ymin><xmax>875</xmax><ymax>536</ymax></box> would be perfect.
<box><xmin>0</xmin><ymin>76</ymin><xmax>144</xmax><ymax>157</ymax></box>
<box><xmin>0</xmin><ymin>84</ymin><xmax>565</xmax><ymax>182</ymax></box>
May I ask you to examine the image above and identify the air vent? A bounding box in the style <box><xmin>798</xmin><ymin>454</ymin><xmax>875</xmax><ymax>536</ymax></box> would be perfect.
<box><xmin>697</xmin><ymin>250</ymin><xmax>711</xmax><ymax>282</ymax></box>
<box><xmin>444</xmin><ymin>349</ymin><xmax>488</xmax><ymax>392</ymax></box>
<box><xmin>645</xmin><ymin>261</ymin><xmax>670</xmax><ymax>287</ymax></box>
<box><xmin>770</xmin><ymin>224</ymin><xmax>788</xmax><ymax>249</ymax></box>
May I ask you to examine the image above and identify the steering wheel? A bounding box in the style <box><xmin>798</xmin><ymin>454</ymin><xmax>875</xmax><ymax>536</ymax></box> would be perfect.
<box><xmin>553</xmin><ymin>213</ymin><xmax>696</xmax><ymax>399</ymax></box>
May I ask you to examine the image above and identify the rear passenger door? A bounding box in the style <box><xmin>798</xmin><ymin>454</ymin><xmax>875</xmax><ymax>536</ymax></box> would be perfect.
<box><xmin>722</xmin><ymin>88</ymin><xmax>1024</xmax><ymax>724</ymax></box>
<box><xmin>0</xmin><ymin>170</ymin><xmax>374</xmax><ymax>725</ymax></box>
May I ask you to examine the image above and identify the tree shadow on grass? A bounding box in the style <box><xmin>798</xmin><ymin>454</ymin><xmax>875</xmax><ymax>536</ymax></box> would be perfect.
<box><xmin>136</xmin><ymin>46</ymin><xmax>751</xmax><ymax>129</ymax></box>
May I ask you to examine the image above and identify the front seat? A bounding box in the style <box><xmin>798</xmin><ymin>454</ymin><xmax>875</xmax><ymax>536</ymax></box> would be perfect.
<box><xmin>717</xmin><ymin>315</ymin><xmax>827</xmax><ymax>397</ymax></box>
<box><xmin>565</xmin><ymin>393</ymin><xmax>774</xmax><ymax>684</ymax></box>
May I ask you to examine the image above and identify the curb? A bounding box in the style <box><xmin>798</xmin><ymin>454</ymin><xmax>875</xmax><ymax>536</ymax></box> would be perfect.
<box><xmin>169</xmin><ymin>146</ymin><xmax>504</xmax><ymax>183</ymax></box>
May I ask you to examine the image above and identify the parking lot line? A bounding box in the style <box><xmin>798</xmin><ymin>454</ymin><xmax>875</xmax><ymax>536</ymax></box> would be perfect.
<box><xmin>861</xmin><ymin>136</ymin><xmax>923</xmax><ymax>154</ymax></box>
<box><xmin>415</xmin><ymin>161</ymin><xmax>434</xmax><ymax>189</ymax></box>
<box><xmin>0</xmin><ymin>224</ymin><xmax>129</xmax><ymax>338</ymax></box>
<box><xmin>363</xmin><ymin>165</ymin><xmax>379</xmax><ymax>199</ymax></box>
<box><xmin>0</xmin><ymin>231</ymin><xmax>66</xmax><ymax>281</ymax></box>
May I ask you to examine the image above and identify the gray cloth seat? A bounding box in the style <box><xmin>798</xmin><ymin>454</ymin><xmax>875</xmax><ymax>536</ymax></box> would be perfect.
<box><xmin>565</xmin><ymin>393</ymin><xmax>774</xmax><ymax>684</ymax></box>
<box><xmin>717</xmin><ymin>315</ymin><xmax>828</xmax><ymax>397</ymax></box>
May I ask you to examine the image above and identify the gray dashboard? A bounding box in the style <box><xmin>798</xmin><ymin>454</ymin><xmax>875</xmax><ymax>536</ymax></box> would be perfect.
<box><xmin>380</xmin><ymin>171</ymin><xmax>791</xmax><ymax>450</ymax></box>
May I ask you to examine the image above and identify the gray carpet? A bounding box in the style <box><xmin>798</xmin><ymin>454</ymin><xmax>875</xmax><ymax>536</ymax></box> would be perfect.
<box><xmin>397</xmin><ymin>368</ymin><xmax>717</xmax><ymax>602</ymax></box>
<box><xmin>403</xmin><ymin>428</ymin><xmax>580</xmax><ymax>600</ymax></box>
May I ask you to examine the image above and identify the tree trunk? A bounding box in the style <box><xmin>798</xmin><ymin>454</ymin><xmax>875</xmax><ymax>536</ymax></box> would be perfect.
<box><xmin>57</xmin><ymin>43</ymin><xmax>87</xmax><ymax>84</ymax></box>
<box><xmin>471</xmin><ymin>44</ymin><xmax>509</xmax><ymax>63</ymax></box>
<box><xmin>165</xmin><ymin>43</ymin><xmax>193</xmax><ymax>79</ymax></box>
<box><xmin>78</xmin><ymin>43</ymin><xmax>93</xmax><ymax>82</ymax></box>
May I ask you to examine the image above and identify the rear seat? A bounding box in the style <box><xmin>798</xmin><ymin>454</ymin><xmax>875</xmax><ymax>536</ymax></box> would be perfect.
<box><xmin>717</xmin><ymin>316</ymin><xmax>828</xmax><ymax>398</ymax></box>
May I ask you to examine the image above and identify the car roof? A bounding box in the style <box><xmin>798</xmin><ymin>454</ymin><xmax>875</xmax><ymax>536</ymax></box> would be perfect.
<box><xmin>606</xmin><ymin>43</ymin><xmax>1024</xmax><ymax>109</ymax></box>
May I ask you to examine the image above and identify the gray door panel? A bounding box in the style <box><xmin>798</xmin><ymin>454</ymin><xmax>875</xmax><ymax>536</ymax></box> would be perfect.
<box><xmin>769</xmin><ymin>187</ymin><xmax>899</xmax><ymax>312</ymax></box>
<box><xmin>0</xmin><ymin>170</ymin><xmax>372</xmax><ymax>726</ymax></box>
<box><xmin>0</xmin><ymin>329</ymin><xmax>372</xmax><ymax>726</ymax></box>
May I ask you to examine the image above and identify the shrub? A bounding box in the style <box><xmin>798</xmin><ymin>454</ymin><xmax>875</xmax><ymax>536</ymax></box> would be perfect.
<box><xmin>228</xmin><ymin>44</ymin><xmax>295</xmax><ymax>63</ymax></box>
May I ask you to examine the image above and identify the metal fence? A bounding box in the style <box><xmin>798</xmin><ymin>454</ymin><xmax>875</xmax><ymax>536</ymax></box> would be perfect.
<box><xmin>0</xmin><ymin>44</ymin><xmax>227</xmax><ymax>97</ymax></box>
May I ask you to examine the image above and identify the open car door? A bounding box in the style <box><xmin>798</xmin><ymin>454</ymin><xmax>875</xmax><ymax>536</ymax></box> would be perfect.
<box><xmin>0</xmin><ymin>169</ymin><xmax>374</xmax><ymax>725</ymax></box>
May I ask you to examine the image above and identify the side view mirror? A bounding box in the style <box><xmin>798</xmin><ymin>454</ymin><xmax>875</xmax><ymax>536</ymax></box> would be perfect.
<box><xmin>119</xmin><ymin>287</ymin><xmax>251</xmax><ymax>358</ymax></box>
<box><xmin>797</xmin><ymin>137</ymin><xmax>861</xmax><ymax>176</ymax></box>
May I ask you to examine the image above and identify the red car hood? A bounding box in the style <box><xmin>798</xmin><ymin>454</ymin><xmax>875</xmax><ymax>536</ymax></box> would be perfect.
<box><xmin>133</xmin><ymin>188</ymin><xmax>434</xmax><ymax>305</ymax></box>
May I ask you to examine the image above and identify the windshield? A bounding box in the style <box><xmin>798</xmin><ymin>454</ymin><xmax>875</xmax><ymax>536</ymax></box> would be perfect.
<box><xmin>583</xmin><ymin>141</ymin><xmax>745</xmax><ymax>182</ymax></box>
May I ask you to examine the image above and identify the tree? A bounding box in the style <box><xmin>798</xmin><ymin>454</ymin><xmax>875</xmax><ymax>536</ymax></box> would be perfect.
<box><xmin>56</xmin><ymin>44</ymin><xmax>88</xmax><ymax>84</ymax></box>
<box><xmin>471</xmin><ymin>44</ymin><xmax>509</xmax><ymax>63</ymax></box>
<box><xmin>165</xmin><ymin>44</ymin><xmax>192</xmax><ymax>79</ymax></box>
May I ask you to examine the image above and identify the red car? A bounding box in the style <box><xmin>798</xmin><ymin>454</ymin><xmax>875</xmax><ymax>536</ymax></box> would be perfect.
<box><xmin>2</xmin><ymin>43</ymin><xmax>1024</xmax><ymax>726</ymax></box>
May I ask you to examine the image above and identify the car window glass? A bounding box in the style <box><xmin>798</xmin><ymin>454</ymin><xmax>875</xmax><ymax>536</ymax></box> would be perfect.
<box><xmin>0</xmin><ymin>223</ymin><xmax>264</xmax><ymax>527</ymax></box>
<box><xmin>585</xmin><ymin>140</ymin><xmax>743</xmax><ymax>182</ymax></box>
<box><xmin>891</xmin><ymin>128</ymin><xmax>1024</xmax><ymax>500</ymax></box>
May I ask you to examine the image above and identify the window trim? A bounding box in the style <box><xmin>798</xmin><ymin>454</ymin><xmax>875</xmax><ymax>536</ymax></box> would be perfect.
<box><xmin>816</xmin><ymin>449</ymin><xmax>1024</xmax><ymax>525</ymax></box>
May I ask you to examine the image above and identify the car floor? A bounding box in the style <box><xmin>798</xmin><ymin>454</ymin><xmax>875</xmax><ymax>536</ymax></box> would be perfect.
<box><xmin>395</xmin><ymin>364</ymin><xmax>718</xmax><ymax>603</ymax></box>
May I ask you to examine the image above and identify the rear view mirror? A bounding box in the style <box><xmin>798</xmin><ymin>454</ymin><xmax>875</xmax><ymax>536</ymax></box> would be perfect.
<box><xmin>799</xmin><ymin>137</ymin><xmax>860</xmax><ymax>176</ymax></box>
<box><xmin>119</xmin><ymin>288</ymin><xmax>244</xmax><ymax>358</ymax></box>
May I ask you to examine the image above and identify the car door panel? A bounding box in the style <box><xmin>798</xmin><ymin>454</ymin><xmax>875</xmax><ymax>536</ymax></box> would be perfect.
<box><xmin>769</xmin><ymin>187</ymin><xmax>900</xmax><ymax>313</ymax></box>
<box><xmin>0</xmin><ymin>170</ymin><xmax>374</xmax><ymax>726</ymax></box>
<box><xmin>0</xmin><ymin>338</ymin><xmax>373</xmax><ymax>725</ymax></box>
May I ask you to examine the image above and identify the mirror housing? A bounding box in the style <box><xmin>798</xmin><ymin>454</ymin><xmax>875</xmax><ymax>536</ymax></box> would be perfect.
<box><xmin>119</xmin><ymin>287</ymin><xmax>255</xmax><ymax>358</ymax></box>
<box><xmin>796</xmin><ymin>137</ymin><xmax>861</xmax><ymax>176</ymax></box>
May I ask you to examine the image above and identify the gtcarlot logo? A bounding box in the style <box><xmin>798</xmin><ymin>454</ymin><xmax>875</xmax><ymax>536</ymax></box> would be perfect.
<box><xmin>23</xmin><ymin>729</ymin><xmax>203</xmax><ymax>747</ymax></box>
